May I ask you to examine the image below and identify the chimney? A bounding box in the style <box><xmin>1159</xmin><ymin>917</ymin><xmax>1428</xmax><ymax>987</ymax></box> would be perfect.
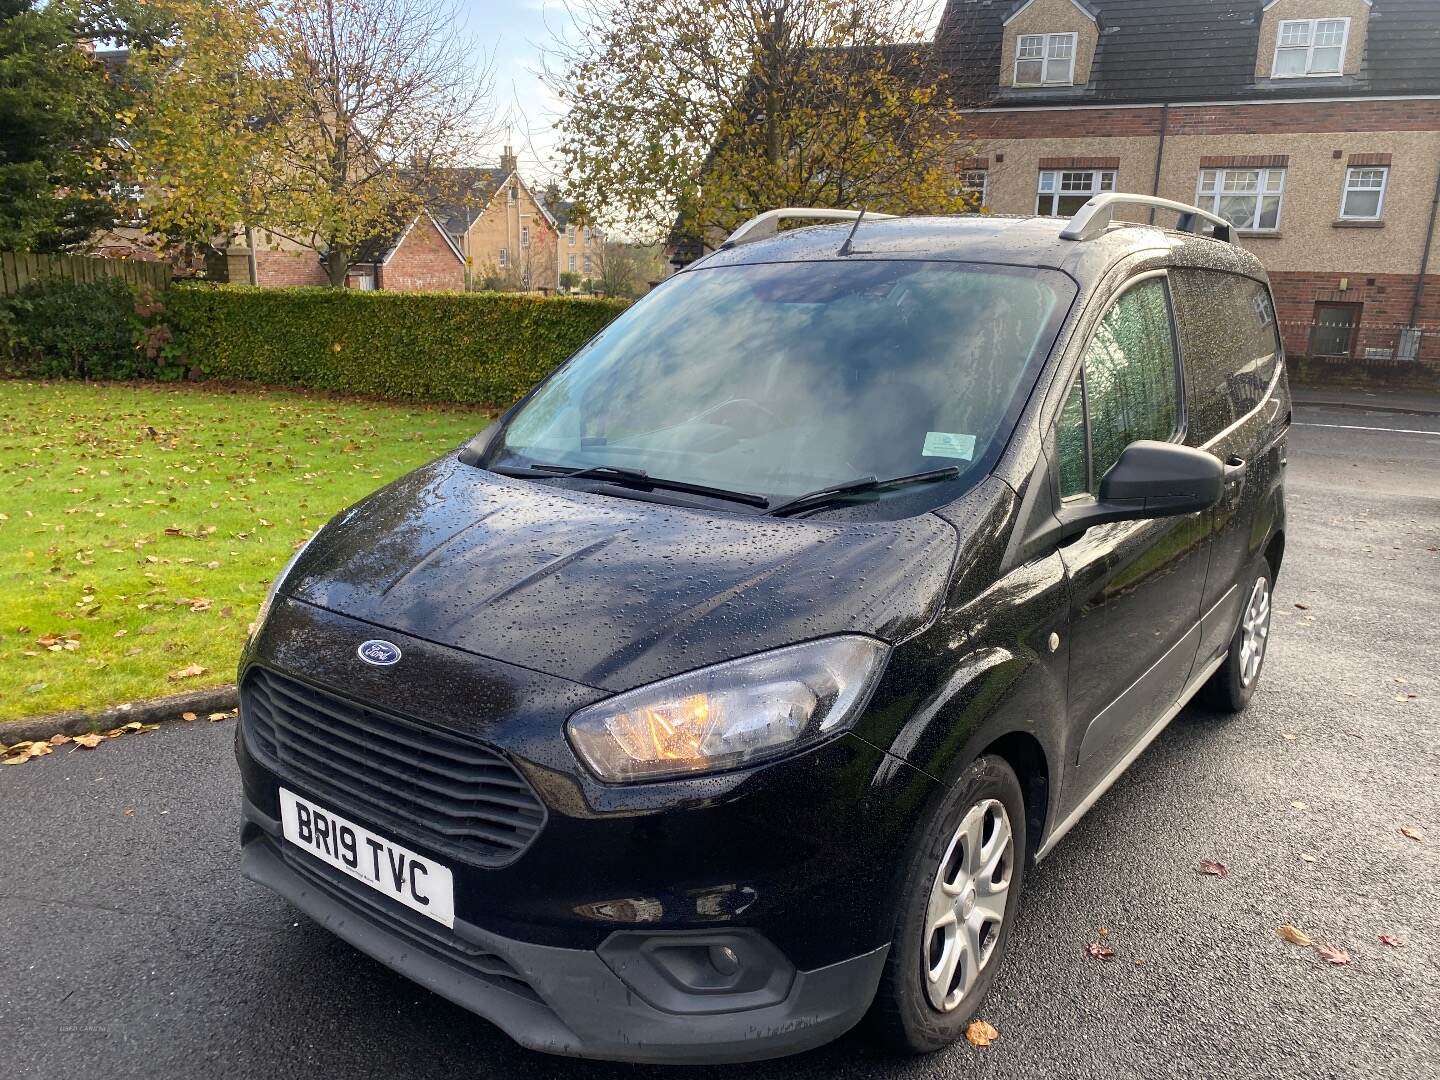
<box><xmin>500</xmin><ymin>145</ymin><xmax>518</xmax><ymax>175</ymax></box>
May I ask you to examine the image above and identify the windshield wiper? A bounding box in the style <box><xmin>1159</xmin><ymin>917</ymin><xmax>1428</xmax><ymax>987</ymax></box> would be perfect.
<box><xmin>489</xmin><ymin>462</ymin><xmax>770</xmax><ymax>509</ymax></box>
<box><xmin>766</xmin><ymin>466</ymin><xmax>962</xmax><ymax>518</ymax></box>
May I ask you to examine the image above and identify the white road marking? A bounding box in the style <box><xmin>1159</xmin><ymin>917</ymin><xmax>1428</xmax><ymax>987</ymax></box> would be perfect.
<box><xmin>1294</xmin><ymin>422</ymin><xmax>1440</xmax><ymax>436</ymax></box>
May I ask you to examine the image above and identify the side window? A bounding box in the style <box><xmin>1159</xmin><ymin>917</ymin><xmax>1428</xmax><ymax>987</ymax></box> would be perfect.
<box><xmin>1057</xmin><ymin>375</ymin><xmax>1088</xmax><ymax>498</ymax></box>
<box><xmin>1054</xmin><ymin>277</ymin><xmax>1179</xmax><ymax>496</ymax></box>
<box><xmin>1169</xmin><ymin>270</ymin><xmax>1281</xmax><ymax>443</ymax></box>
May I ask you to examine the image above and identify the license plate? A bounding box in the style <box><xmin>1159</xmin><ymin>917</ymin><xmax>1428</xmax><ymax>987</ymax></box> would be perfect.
<box><xmin>278</xmin><ymin>788</ymin><xmax>455</xmax><ymax>928</ymax></box>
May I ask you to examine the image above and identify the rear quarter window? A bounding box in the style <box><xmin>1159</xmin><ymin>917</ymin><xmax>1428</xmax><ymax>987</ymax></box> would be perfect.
<box><xmin>1169</xmin><ymin>269</ymin><xmax>1281</xmax><ymax>444</ymax></box>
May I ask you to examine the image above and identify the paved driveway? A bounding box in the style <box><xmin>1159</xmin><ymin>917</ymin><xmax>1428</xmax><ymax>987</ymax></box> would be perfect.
<box><xmin>3</xmin><ymin>398</ymin><xmax>1438</xmax><ymax>1080</ymax></box>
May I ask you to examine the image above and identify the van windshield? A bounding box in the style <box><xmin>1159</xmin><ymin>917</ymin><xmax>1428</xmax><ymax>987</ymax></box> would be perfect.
<box><xmin>488</xmin><ymin>260</ymin><xmax>1074</xmax><ymax>511</ymax></box>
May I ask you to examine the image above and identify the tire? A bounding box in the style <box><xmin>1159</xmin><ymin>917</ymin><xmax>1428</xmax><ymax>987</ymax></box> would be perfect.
<box><xmin>869</xmin><ymin>755</ymin><xmax>1027</xmax><ymax>1054</ymax></box>
<box><xmin>1200</xmin><ymin>563</ymin><xmax>1274</xmax><ymax>713</ymax></box>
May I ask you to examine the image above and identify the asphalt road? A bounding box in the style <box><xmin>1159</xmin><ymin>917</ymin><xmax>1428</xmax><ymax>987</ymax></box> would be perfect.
<box><xmin>4</xmin><ymin>396</ymin><xmax>1438</xmax><ymax>1080</ymax></box>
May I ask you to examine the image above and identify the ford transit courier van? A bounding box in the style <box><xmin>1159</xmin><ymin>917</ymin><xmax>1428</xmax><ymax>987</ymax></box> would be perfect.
<box><xmin>237</xmin><ymin>195</ymin><xmax>1289</xmax><ymax>1063</ymax></box>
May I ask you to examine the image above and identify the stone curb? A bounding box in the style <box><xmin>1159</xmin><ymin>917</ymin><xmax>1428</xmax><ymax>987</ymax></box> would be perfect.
<box><xmin>1290</xmin><ymin>396</ymin><xmax>1440</xmax><ymax>417</ymax></box>
<box><xmin>0</xmin><ymin>685</ymin><xmax>240</xmax><ymax>745</ymax></box>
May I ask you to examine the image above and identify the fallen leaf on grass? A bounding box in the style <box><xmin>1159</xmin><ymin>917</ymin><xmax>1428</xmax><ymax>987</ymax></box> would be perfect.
<box><xmin>965</xmin><ymin>1020</ymin><xmax>999</xmax><ymax>1047</ymax></box>
<box><xmin>1315</xmin><ymin>945</ymin><xmax>1351</xmax><ymax>966</ymax></box>
<box><xmin>187</xmin><ymin>597</ymin><xmax>212</xmax><ymax>612</ymax></box>
<box><xmin>1278</xmin><ymin>924</ymin><xmax>1312</xmax><ymax>947</ymax></box>
<box><xmin>1197</xmin><ymin>859</ymin><xmax>1229</xmax><ymax>877</ymax></box>
<box><xmin>1400</xmin><ymin>826</ymin><xmax>1424</xmax><ymax>842</ymax></box>
<box><xmin>168</xmin><ymin>663</ymin><xmax>206</xmax><ymax>681</ymax></box>
<box><xmin>1084</xmin><ymin>942</ymin><xmax>1116</xmax><ymax>960</ymax></box>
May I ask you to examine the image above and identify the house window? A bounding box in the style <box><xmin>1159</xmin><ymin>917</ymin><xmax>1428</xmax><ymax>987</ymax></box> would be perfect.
<box><xmin>583</xmin><ymin>254</ymin><xmax>592</xmax><ymax>275</ymax></box>
<box><xmin>1036</xmin><ymin>169</ymin><xmax>1115</xmax><ymax>216</ymax></box>
<box><xmin>498</xmin><ymin>248</ymin><xmax>508</xmax><ymax>268</ymax></box>
<box><xmin>1341</xmin><ymin>167</ymin><xmax>1388</xmax><ymax>220</ymax></box>
<box><xmin>567</xmin><ymin>225</ymin><xmax>576</xmax><ymax>245</ymax></box>
<box><xmin>1196</xmin><ymin>168</ymin><xmax>1284</xmax><ymax>231</ymax></box>
<box><xmin>1273</xmin><ymin>18</ymin><xmax>1348</xmax><ymax>77</ymax></box>
<box><xmin>1015</xmin><ymin>33</ymin><xmax>1077</xmax><ymax>86</ymax></box>
<box><xmin>521</xmin><ymin>224</ymin><xmax>530</xmax><ymax>247</ymax></box>
<box><xmin>509</xmin><ymin>185</ymin><xmax>519</xmax><ymax>203</ymax></box>
<box><xmin>567</xmin><ymin>253</ymin><xmax>576</xmax><ymax>272</ymax></box>
<box><xmin>956</xmin><ymin>169</ymin><xmax>989</xmax><ymax>210</ymax></box>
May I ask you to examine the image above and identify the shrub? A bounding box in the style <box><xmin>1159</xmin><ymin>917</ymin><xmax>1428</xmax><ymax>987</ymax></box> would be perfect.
<box><xmin>166</xmin><ymin>285</ymin><xmax>628</xmax><ymax>407</ymax></box>
<box><xmin>2</xmin><ymin>277</ymin><xmax>175</xmax><ymax>380</ymax></box>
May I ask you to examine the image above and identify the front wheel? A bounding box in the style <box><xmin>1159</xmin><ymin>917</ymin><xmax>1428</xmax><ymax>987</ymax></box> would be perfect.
<box><xmin>1201</xmin><ymin>566</ymin><xmax>1273</xmax><ymax>713</ymax></box>
<box><xmin>869</xmin><ymin>755</ymin><xmax>1027</xmax><ymax>1053</ymax></box>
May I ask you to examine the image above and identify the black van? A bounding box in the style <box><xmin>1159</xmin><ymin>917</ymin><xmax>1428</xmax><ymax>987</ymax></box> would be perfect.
<box><xmin>237</xmin><ymin>194</ymin><xmax>1288</xmax><ymax>1063</ymax></box>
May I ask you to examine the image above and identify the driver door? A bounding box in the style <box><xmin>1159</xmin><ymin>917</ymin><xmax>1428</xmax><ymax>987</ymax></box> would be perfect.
<box><xmin>1053</xmin><ymin>273</ymin><xmax>1213</xmax><ymax>794</ymax></box>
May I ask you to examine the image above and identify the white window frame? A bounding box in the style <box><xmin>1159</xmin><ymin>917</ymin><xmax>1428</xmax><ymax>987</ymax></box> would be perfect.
<box><xmin>1014</xmin><ymin>32</ymin><xmax>1077</xmax><ymax>86</ymax></box>
<box><xmin>1036</xmin><ymin>168</ymin><xmax>1115</xmax><ymax>216</ymax></box>
<box><xmin>583</xmin><ymin>254</ymin><xmax>592</xmax><ymax>275</ymax></box>
<box><xmin>1196</xmin><ymin>167</ymin><xmax>1285</xmax><ymax>232</ymax></box>
<box><xmin>567</xmin><ymin>225</ymin><xmax>576</xmax><ymax>246</ymax></box>
<box><xmin>956</xmin><ymin>169</ymin><xmax>989</xmax><ymax>209</ymax></box>
<box><xmin>498</xmin><ymin>247</ymin><xmax>508</xmax><ymax>269</ymax></box>
<box><xmin>567</xmin><ymin>253</ymin><xmax>576</xmax><ymax>273</ymax></box>
<box><xmin>520</xmin><ymin>223</ymin><xmax>530</xmax><ymax>248</ymax></box>
<box><xmin>1271</xmin><ymin>18</ymin><xmax>1349</xmax><ymax>78</ymax></box>
<box><xmin>1339</xmin><ymin>165</ymin><xmax>1388</xmax><ymax>220</ymax></box>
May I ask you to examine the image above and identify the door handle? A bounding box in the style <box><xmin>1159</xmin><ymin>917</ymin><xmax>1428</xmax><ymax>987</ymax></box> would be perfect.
<box><xmin>1223</xmin><ymin>455</ymin><xmax>1247</xmax><ymax>490</ymax></box>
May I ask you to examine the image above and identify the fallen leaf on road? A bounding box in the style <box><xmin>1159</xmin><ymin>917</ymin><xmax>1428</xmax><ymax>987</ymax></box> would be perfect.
<box><xmin>1294</xmin><ymin>602</ymin><xmax>1309</xmax><ymax>610</ymax></box>
<box><xmin>1315</xmin><ymin>945</ymin><xmax>1351</xmax><ymax>966</ymax></box>
<box><xmin>49</xmin><ymin>734</ymin><xmax>70</xmax><ymax>746</ymax></box>
<box><xmin>1197</xmin><ymin>859</ymin><xmax>1229</xmax><ymax>877</ymax></box>
<box><xmin>965</xmin><ymin>1020</ymin><xmax>999</xmax><ymax>1047</ymax></box>
<box><xmin>1291</xmin><ymin>801</ymin><xmax>1308</xmax><ymax>810</ymax></box>
<box><xmin>1281</xmin><ymin>732</ymin><xmax>1297</xmax><ymax>740</ymax></box>
<box><xmin>1097</xmin><ymin>926</ymin><xmax>1109</xmax><ymax>936</ymax></box>
<box><xmin>181</xmin><ymin>711</ymin><xmax>197</xmax><ymax>721</ymax></box>
<box><xmin>1379</xmin><ymin>935</ymin><xmax>1404</xmax><ymax>947</ymax></box>
<box><xmin>1278</xmin><ymin>924</ymin><xmax>1312</xmax><ymax>947</ymax></box>
<box><xmin>207</xmin><ymin>711</ymin><xmax>232</xmax><ymax>722</ymax></box>
<box><xmin>1084</xmin><ymin>942</ymin><xmax>1116</xmax><ymax>960</ymax></box>
<box><xmin>73</xmin><ymin>733</ymin><xmax>105</xmax><ymax>749</ymax></box>
<box><xmin>168</xmin><ymin>663</ymin><xmax>206</xmax><ymax>681</ymax></box>
<box><xmin>1300</xmin><ymin>853</ymin><xmax>1317</xmax><ymax>863</ymax></box>
<box><xmin>1400</xmin><ymin>826</ymin><xmax>1424</xmax><ymax>842</ymax></box>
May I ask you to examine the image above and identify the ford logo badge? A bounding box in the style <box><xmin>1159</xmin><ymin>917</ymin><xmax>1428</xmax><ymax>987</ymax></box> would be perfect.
<box><xmin>357</xmin><ymin>640</ymin><xmax>402</xmax><ymax>666</ymax></box>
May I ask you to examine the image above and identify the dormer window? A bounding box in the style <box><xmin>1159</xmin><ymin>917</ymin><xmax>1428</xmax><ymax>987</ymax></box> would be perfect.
<box><xmin>1015</xmin><ymin>32</ymin><xmax>1077</xmax><ymax>85</ymax></box>
<box><xmin>1273</xmin><ymin>18</ymin><xmax>1348</xmax><ymax>77</ymax></box>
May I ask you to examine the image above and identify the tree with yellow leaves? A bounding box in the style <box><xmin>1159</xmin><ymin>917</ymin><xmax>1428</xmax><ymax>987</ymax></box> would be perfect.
<box><xmin>546</xmin><ymin>0</ymin><xmax>972</xmax><ymax>251</ymax></box>
<box><xmin>129</xmin><ymin>0</ymin><xmax>498</xmax><ymax>285</ymax></box>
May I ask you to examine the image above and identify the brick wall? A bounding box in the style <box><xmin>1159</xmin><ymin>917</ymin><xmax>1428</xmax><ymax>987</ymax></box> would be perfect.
<box><xmin>379</xmin><ymin>215</ymin><xmax>465</xmax><ymax>293</ymax></box>
<box><xmin>253</xmin><ymin>249</ymin><xmax>329</xmax><ymax>287</ymax></box>
<box><xmin>1268</xmin><ymin>270</ymin><xmax>1440</xmax><ymax>367</ymax></box>
<box><xmin>967</xmin><ymin>98</ymin><xmax>1440</xmax><ymax>140</ymax></box>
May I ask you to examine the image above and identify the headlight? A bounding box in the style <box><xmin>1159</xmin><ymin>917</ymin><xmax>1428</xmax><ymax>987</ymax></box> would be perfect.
<box><xmin>566</xmin><ymin>636</ymin><xmax>889</xmax><ymax>783</ymax></box>
<box><xmin>248</xmin><ymin>533</ymin><xmax>316</xmax><ymax>641</ymax></box>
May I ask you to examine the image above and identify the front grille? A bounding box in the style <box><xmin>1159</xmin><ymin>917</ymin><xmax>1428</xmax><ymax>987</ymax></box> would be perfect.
<box><xmin>278</xmin><ymin>842</ymin><xmax>543</xmax><ymax>1003</ymax></box>
<box><xmin>242</xmin><ymin>667</ymin><xmax>546</xmax><ymax>866</ymax></box>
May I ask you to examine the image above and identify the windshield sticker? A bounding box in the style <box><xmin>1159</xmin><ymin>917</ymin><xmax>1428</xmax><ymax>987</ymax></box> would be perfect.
<box><xmin>923</xmin><ymin>432</ymin><xmax>977</xmax><ymax>461</ymax></box>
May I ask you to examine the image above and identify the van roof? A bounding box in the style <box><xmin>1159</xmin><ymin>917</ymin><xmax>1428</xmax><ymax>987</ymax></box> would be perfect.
<box><xmin>689</xmin><ymin>213</ymin><xmax>1270</xmax><ymax>285</ymax></box>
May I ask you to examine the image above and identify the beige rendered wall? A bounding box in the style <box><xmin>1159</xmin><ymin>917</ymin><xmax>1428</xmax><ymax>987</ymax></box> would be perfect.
<box><xmin>1255</xmin><ymin>0</ymin><xmax>1371</xmax><ymax>80</ymax></box>
<box><xmin>999</xmin><ymin>0</ymin><xmax>1100</xmax><ymax>88</ymax></box>
<box><xmin>463</xmin><ymin>178</ymin><xmax>559</xmax><ymax>290</ymax></box>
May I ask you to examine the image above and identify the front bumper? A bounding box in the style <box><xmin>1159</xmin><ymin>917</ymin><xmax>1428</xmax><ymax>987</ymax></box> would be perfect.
<box><xmin>242</xmin><ymin>797</ymin><xmax>887</xmax><ymax>1063</ymax></box>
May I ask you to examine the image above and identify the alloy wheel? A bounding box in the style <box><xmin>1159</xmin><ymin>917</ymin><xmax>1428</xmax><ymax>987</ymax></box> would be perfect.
<box><xmin>1238</xmin><ymin>575</ymin><xmax>1272</xmax><ymax>688</ymax></box>
<box><xmin>922</xmin><ymin>798</ymin><xmax>1014</xmax><ymax>1012</ymax></box>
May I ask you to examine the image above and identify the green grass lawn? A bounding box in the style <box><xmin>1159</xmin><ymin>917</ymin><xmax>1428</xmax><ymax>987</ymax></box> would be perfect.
<box><xmin>0</xmin><ymin>380</ymin><xmax>489</xmax><ymax>723</ymax></box>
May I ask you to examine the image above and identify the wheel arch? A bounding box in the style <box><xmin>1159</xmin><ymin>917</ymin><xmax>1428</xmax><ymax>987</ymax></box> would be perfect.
<box><xmin>976</xmin><ymin>730</ymin><xmax>1051</xmax><ymax>865</ymax></box>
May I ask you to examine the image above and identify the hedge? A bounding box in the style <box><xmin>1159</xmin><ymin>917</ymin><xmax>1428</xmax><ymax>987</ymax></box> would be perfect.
<box><xmin>166</xmin><ymin>285</ymin><xmax>629</xmax><ymax>407</ymax></box>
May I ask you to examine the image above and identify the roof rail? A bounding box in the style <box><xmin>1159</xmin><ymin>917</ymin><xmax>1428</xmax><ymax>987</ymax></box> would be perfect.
<box><xmin>1060</xmin><ymin>193</ymin><xmax>1233</xmax><ymax>244</ymax></box>
<box><xmin>721</xmin><ymin>207</ymin><xmax>896</xmax><ymax>249</ymax></box>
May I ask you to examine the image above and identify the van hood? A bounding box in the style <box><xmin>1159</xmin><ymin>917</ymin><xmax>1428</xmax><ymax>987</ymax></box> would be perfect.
<box><xmin>288</xmin><ymin>457</ymin><xmax>960</xmax><ymax>691</ymax></box>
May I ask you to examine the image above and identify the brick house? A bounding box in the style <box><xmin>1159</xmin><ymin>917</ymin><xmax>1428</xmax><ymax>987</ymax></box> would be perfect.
<box><xmin>342</xmin><ymin>210</ymin><xmax>466</xmax><ymax>292</ymax></box>
<box><xmin>936</xmin><ymin>0</ymin><xmax>1440</xmax><ymax>372</ymax></box>
<box><xmin>426</xmin><ymin>149</ymin><xmax>563</xmax><ymax>291</ymax></box>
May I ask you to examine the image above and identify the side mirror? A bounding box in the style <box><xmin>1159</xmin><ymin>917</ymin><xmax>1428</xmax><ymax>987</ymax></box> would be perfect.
<box><xmin>1057</xmin><ymin>440</ymin><xmax>1222</xmax><ymax>540</ymax></box>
